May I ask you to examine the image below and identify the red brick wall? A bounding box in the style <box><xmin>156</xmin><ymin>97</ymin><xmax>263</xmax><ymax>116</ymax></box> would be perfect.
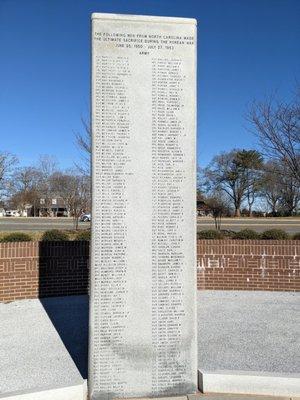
<box><xmin>0</xmin><ymin>240</ymin><xmax>299</xmax><ymax>302</ymax></box>
<box><xmin>0</xmin><ymin>242</ymin><xmax>38</xmax><ymax>302</ymax></box>
<box><xmin>197</xmin><ymin>240</ymin><xmax>300</xmax><ymax>292</ymax></box>
<box><xmin>0</xmin><ymin>241</ymin><xmax>89</xmax><ymax>302</ymax></box>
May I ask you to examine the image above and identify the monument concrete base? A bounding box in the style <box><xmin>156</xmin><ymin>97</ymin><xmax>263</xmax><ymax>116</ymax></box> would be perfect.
<box><xmin>198</xmin><ymin>370</ymin><xmax>300</xmax><ymax>397</ymax></box>
<box><xmin>113</xmin><ymin>394</ymin><xmax>295</xmax><ymax>400</ymax></box>
<box><xmin>0</xmin><ymin>382</ymin><xmax>87</xmax><ymax>400</ymax></box>
<box><xmin>115</xmin><ymin>397</ymin><xmax>188</xmax><ymax>400</ymax></box>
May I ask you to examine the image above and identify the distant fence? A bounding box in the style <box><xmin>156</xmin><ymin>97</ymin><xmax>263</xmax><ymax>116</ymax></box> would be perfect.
<box><xmin>0</xmin><ymin>240</ymin><xmax>299</xmax><ymax>302</ymax></box>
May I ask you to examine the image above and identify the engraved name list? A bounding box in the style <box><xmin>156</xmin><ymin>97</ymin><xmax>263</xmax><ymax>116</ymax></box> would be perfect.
<box><xmin>90</xmin><ymin>14</ymin><xmax>197</xmax><ymax>400</ymax></box>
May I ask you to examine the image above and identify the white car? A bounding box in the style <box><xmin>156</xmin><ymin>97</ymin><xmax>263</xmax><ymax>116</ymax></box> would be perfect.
<box><xmin>80</xmin><ymin>213</ymin><xmax>91</xmax><ymax>222</ymax></box>
<box><xmin>5</xmin><ymin>210</ymin><xmax>21</xmax><ymax>217</ymax></box>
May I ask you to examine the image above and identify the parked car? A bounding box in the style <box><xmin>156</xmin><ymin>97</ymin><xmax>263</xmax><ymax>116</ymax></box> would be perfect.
<box><xmin>80</xmin><ymin>213</ymin><xmax>91</xmax><ymax>222</ymax></box>
<box><xmin>5</xmin><ymin>210</ymin><xmax>21</xmax><ymax>217</ymax></box>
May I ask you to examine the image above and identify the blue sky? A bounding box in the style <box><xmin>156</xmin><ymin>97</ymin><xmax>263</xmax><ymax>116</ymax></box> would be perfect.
<box><xmin>0</xmin><ymin>0</ymin><xmax>299</xmax><ymax>169</ymax></box>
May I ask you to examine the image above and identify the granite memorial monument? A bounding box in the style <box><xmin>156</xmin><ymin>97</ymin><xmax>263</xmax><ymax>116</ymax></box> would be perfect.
<box><xmin>90</xmin><ymin>13</ymin><xmax>197</xmax><ymax>400</ymax></box>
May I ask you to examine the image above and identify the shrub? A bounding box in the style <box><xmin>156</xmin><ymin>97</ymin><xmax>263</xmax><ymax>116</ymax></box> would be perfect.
<box><xmin>0</xmin><ymin>232</ymin><xmax>32</xmax><ymax>242</ymax></box>
<box><xmin>234</xmin><ymin>229</ymin><xmax>261</xmax><ymax>240</ymax></box>
<box><xmin>261</xmin><ymin>229</ymin><xmax>289</xmax><ymax>240</ymax></box>
<box><xmin>41</xmin><ymin>229</ymin><xmax>69</xmax><ymax>241</ymax></box>
<box><xmin>197</xmin><ymin>230</ymin><xmax>223</xmax><ymax>240</ymax></box>
<box><xmin>221</xmin><ymin>230</ymin><xmax>236</xmax><ymax>239</ymax></box>
<box><xmin>293</xmin><ymin>232</ymin><xmax>300</xmax><ymax>240</ymax></box>
<box><xmin>74</xmin><ymin>230</ymin><xmax>91</xmax><ymax>241</ymax></box>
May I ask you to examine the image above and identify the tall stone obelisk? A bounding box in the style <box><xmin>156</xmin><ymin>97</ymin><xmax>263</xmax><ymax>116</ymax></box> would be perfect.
<box><xmin>90</xmin><ymin>13</ymin><xmax>197</xmax><ymax>400</ymax></box>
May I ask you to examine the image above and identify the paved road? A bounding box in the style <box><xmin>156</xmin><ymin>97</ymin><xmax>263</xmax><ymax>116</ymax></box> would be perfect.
<box><xmin>0</xmin><ymin>217</ymin><xmax>90</xmax><ymax>231</ymax></box>
<box><xmin>0</xmin><ymin>216</ymin><xmax>299</xmax><ymax>234</ymax></box>
<box><xmin>198</xmin><ymin>217</ymin><xmax>300</xmax><ymax>234</ymax></box>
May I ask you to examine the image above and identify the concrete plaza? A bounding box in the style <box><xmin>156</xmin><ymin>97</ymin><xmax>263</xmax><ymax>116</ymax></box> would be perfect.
<box><xmin>0</xmin><ymin>291</ymin><xmax>299</xmax><ymax>398</ymax></box>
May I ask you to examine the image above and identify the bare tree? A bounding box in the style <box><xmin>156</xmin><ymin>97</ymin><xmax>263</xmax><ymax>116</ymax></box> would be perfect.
<box><xmin>260</xmin><ymin>159</ymin><xmax>299</xmax><ymax>216</ymax></box>
<box><xmin>205</xmin><ymin>195</ymin><xmax>230</xmax><ymax>231</ymax></box>
<box><xmin>69</xmin><ymin>174</ymin><xmax>90</xmax><ymax>229</ymax></box>
<box><xmin>203</xmin><ymin>149</ymin><xmax>262</xmax><ymax>217</ymax></box>
<box><xmin>247</xmin><ymin>91</ymin><xmax>300</xmax><ymax>183</ymax></box>
<box><xmin>8</xmin><ymin>190</ymin><xmax>37</xmax><ymax>215</ymax></box>
<box><xmin>37</xmin><ymin>154</ymin><xmax>58</xmax><ymax>177</ymax></box>
<box><xmin>11</xmin><ymin>167</ymin><xmax>41</xmax><ymax>192</ymax></box>
<box><xmin>260</xmin><ymin>161</ymin><xmax>282</xmax><ymax>215</ymax></box>
<box><xmin>8</xmin><ymin>166</ymin><xmax>41</xmax><ymax>215</ymax></box>
<box><xmin>236</xmin><ymin>150</ymin><xmax>263</xmax><ymax>217</ymax></box>
<box><xmin>0</xmin><ymin>152</ymin><xmax>18</xmax><ymax>201</ymax></box>
<box><xmin>74</xmin><ymin>118</ymin><xmax>91</xmax><ymax>175</ymax></box>
<box><xmin>50</xmin><ymin>170</ymin><xmax>91</xmax><ymax>229</ymax></box>
<box><xmin>36</xmin><ymin>155</ymin><xmax>59</xmax><ymax>216</ymax></box>
<box><xmin>278</xmin><ymin>162</ymin><xmax>299</xmax><ymax>215</ymax></box>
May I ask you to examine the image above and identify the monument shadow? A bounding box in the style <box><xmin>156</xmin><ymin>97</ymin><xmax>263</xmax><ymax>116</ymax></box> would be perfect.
<box><xmin>38</xmin><ymin>240</ymin><xmax>89</xmax><ymax>379</ymax></box>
